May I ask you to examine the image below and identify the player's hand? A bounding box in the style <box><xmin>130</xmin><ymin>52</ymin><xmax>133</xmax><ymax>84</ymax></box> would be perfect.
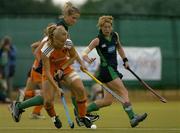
<box><xmin>54</xmin><ymin>69</ymin><xmax>64</xmax><ymax>81</ymax></box>
<box><xmin>123</xmin><ymin>57</ymin><xmax>129</xmax><ymax>69</ymax></box>
<box><xmin>80</xmin><ymin>61</ymin><xmax>88</xmax><ymax>71</ymax></box>
<box><xmin>83</xmin><ymin>55</ymin><xmax>96</xmax><ymax>64</ymax></box>
<box><xmin>57</xmin><ymin>88</ymin><xmax>64</xmax><ymax>97</ymax></box>
<box><xmin>123</xmin><ymin>62</ymin><xmax>130</xmax><ymax>69</ymax></box>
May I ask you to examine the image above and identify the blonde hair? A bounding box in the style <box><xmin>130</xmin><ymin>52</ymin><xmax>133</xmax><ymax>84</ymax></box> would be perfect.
<box><xmin>44</xmin><ymin>23</ymin><xmax>56</xmax><ymax>36</ymax></box>
<box><xmin>46</xmin><ymin>24</ymin><xmax>57</xmax><ymax>42</ymax></box>
<box><xmin>97</xmin><ymin>16</ymin><xmax>113</xmax><ymax>29</ymax></box>
<box><xmin>46</xmin><ymin>25</ymin><xmax>66</xmax><ymax>48</ymax></box>
<box><xmin>63</xmin><ymin>1</ymin><xmax>80</xmax><ymax>16</ymax></box>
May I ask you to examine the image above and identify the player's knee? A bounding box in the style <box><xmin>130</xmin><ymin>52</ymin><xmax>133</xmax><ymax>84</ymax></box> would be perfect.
<box><xmin>75</xmin><ymin>86</ymin><xmax>86</xmax><ymax>99</ymax></box>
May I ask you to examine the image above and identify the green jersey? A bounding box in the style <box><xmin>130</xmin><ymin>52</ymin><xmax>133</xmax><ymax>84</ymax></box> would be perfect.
<box><xmin>56</xmin><ymin>18</ymin><xmax>69</xmax><ymax>31</ymax></box>
<box><xmin>96</xmin><ymin>30</ymin><xmax>118</xmax><ymax>69</ymax></box>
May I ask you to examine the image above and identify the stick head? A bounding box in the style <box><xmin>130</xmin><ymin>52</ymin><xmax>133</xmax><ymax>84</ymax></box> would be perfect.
<box><xmin>160</xmin><ymin>98</ymin><xmax>167</xmax><ymax>103</ymax></box>
<box><xmin>70</xmin><ymin>122</ymin><xmax>74</xmax><ymax>129</ymax></box>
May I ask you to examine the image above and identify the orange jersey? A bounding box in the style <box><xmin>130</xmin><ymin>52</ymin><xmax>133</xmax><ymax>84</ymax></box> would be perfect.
<box><xmin>30</xmin><ymin>36</ymin><xmax>48</xmax><ymax>82</ymax></box>
<box><xmin>34</xmin><ymin>36</ymin><xmax>48</xmax><ymax>61</ymax></box>
<box><xmin>31</xmin><ymin>59</ymin><xmax>42</xmax><ymax>83</ymax></box>
<box><xmin>32</xmin><ymin>59</ymin><xmax>40</xmax><ymax>68</ymax></box>
<box><xmin>41</xmin><ymin>42</ymin><xmax>74</xmax><ymax>80</ymax></box>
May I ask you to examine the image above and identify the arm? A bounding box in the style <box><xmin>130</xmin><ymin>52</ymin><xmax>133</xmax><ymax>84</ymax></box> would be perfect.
<box><xmin>65</xmin><ymin>39</ymin><xmax>87</xmax><ymax>70</ymax></box>
<box><xmin>115</xmin><ymin>32</ymin><xmax>129</xmax><ymax>69</ymax></box>
<box><xmin>31</xmin><ymin>41</ymin><xmax>41</xmax><ymax>53</ymax></box>
<box><xmin>41</xmin><ymin>54</ymin><xmax>63</xmax><ymax>95</ymax></box>
<box><xmin>34</xmin><ymin>42</ymin><xmax>44</xmax><ymax>62</ymax></box>
<box><xmin>73</xmin><ymin>47</ymin><xmax>87</xmax><ymax>69</ymax></box>
<box><xmin>34</xmin><ymin>36</ymin><xmax>48</xmax><ymax>61</ymax></box>
<box><xmin>54</xmin><ymin>48</ymin><xmax>78</xmax><ymax>79</ymax></box>
<box><xmin>61</xmin><ymin>47</ymin><xmax>78</xmax><ymax>70</ymax></box>
<box><xmin>81</xmin><ymin>38</ymin><xmax>99</xmax><ymax>64</ymax></box>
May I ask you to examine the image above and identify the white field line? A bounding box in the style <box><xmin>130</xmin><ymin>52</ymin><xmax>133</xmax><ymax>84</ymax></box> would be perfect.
<box><xmin>0</xmin><ymin>127</ymin><xmax>180</xmax><ymax>131</ymax></box>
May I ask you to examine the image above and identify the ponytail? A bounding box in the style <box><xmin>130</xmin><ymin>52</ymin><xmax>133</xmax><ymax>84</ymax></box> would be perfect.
<box><xmin>63</xmin><ymin>1</ymin><xmax>80</xmax><ymax>16</ymax></box>
<box><xmin>46</xmin><ymin>24</ymin><xmax>57</xmax><ymax>42</ymax></box>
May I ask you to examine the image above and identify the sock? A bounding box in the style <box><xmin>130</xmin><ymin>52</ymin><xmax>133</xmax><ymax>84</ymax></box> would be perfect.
<box><xmin>123</xmin><ymin>102</ymin><xmax>136</xmax><ymax>120</ymax></box>
<box><xmin>44</xmin><ymin>104</ymin><xmax>56</xmax><ymax>117</ymax></box>
<box><xmin>17</xmin><ymin>95</ymin><xmax>44</xmax><ymax>110</ymax></box>
<box><xmin>16</xmin><ymin>90</ymin><xmax>24</xmax><ymax>102</ymax></box>
<box><xmin>51</xmin><ymin>116</ymin><xmax>56</xmax><ymax>122</ymax></box>
<box><xmin>32</xmin><ymin>105</ymin><xmax>43</xmax><ymax>115</ymax></box>
<box><xmin>87</xmin><ymin>102</ymin><xmax>99</xmax><ymax>113</ymax></box>
<box><xmin>71</xmin><ymin>96</ymin><xmax>78</xmax><ymax>113</ymax></box>
<box><xmin>77</xmin><ymin>99</ymin><xmax>87</xmax><ymax>118</ymax></box>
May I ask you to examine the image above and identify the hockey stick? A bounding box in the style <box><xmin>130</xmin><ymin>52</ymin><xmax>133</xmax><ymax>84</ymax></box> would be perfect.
<box><xmin>81</xmin><ymin>68</ymin><xmax>125</xmax><ymax>103</ymax></box>
<box><xmin>60</xmin><ymin>94</ymin><xmax>74</xmax><ymax>129</ymax></box>
<box><xmin>55</xmin><ymin>79</ymin><xmax>74</xmax><ymax>129</ymax></box>
<box><xmin>127</xmin><ymin>67</ymin><xmax>167</xmax><ymax>103</ymax></box>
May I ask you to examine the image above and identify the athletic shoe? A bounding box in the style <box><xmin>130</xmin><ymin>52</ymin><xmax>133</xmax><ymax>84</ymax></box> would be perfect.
<box><xmin>29</xmin><ymin>113</ymin><xmax>45</xmax><ymax>119</ymax></box>
<box><xmin>130</xmin><ymin>113</ymin><xmax>147</xmax><ymax>127</ymax></box>
<box><xmin>86</xmin><ymin>113</ymin><xmax>99</xmax><ymax>122</ymax></box>
<box><xmin>52</xmin><ymin>116</ymin><xmax>62</xmax><ymax>129</ymax></box>
<box><xmin>9</xmin><ymin>101</ymin><xmax>25</xmax><ymax>122</ymax></box>
<box><xmin>74</xmin><ymin>108</ymin><xmax>99</xmax><ymax>126</ymax></box>
<box><xmin>79</xmin><ymin>116</ymin><xmax>93</xmax><ymax>128</ymax></box>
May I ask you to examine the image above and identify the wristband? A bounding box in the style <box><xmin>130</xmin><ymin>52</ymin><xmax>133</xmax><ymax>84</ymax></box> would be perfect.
<box><xmin>123</xmin><ymin>57</ymin><xmax>128</xmax><ymax>63</ymax></box>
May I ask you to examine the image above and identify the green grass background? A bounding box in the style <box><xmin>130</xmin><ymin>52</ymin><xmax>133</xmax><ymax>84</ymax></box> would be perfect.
<box><xmin>0</xmin><ymin>101</ymin><xmax>179</xmax><ymax>133</ymax></box>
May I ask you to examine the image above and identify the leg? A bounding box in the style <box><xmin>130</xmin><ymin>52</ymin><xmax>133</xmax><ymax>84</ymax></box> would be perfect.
<box><xmin>9</xmin><ymin>95</ymin><xmax>44</xmax><ymax>122</ymax></box>
<box><xmin>106</xmin><ymin>78</ymin><xmax>147</xmax><ymax>127</ymax></box>
<box><xmin>17</xmin><ymin>77</ymin><xmax>36</xmax><ymax>102</ymax></box>
<box><xmin>17</xmin><ymin>77</ymin><xmax>45</xmax><ymax>119</ymax></box>
<box><xmin>63</xmin><ymin>72</ymin><xmax>86</xmax><ymax>117</ymax></box>
<box><xmin>30</xmin><ymin>105</ymin><xmax>45</xmax><ymax>119</ymax></box>
<box><xmin>9</xmin><ymin>68</ymin><xmax>44</xmax><ymax>122</ymax></box>
<box><xmin>66</xmin><ymin>78</ymin><xmax>87</xmax><ymax>117</ymax></box>
<box><xmin>42</xmin><ymin>80</ymin><xmax>62</xmax><ymax>128</ymax></box>
<box><xmin>63</xmin><ymin>72</ymin><xmax>94</xmax><ymax>128</ymax></box>
<box><xmin>29</xmin><ymin>84</ymin><xmax>45</xmax><ymax>119</ymax></box>
<box><xmin>70</xmin><ymin>88</ymin><xmax>78</xmax><ymax>113</ymax></box>
<box><xmin>61</xmin><ymin>80</ymin><xmax>79</xmax><ymax>118</ymax></box>
<box><xmin>87</xmin><ymin>91</ymin><xmax>113</xmax><ymax>113</ymax></box>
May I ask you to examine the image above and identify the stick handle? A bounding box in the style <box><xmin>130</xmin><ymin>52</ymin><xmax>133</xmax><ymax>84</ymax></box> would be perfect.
<box><xmin>57</xmin><ymin>81</ymin><xmax>74</xmax><ymax>128</ymax></box>
<box><xmin>81</xmin><ymin>68</ymin><xmax>103</xmax><ymax>85</ymax></box>
<box><xmin>61</xmin><ymin>95</ymin><xmax>74</xmax><ymax>128</ymax></box>
<box><xmin>81</xmin><ymin>67</ymin><xmax>124</xmax><ymax>103</ymax></box>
